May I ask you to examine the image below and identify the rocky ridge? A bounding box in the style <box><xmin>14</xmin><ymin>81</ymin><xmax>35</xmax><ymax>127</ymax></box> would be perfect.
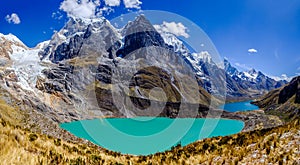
<box><xmin>253</xmin><ymin>76</ymin><xmax>300</xmax><ymax>121</ymax></box>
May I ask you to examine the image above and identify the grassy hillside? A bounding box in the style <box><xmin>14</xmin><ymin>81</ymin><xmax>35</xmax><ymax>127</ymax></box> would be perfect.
<box><xmin>0</xmin><ymin>82</ymin><xmax>299</xmax><ymax>164</ymax></box>
<box><xmin>0</xmin><ymin>105</ymin><xmax>299</xmax><ymax>164</ymax></box>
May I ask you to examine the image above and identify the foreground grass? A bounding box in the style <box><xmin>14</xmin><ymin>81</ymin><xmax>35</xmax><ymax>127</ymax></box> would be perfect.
<box><xmin>0</xmin><ymin>118</ymin><xmax>137</xmax><ymax>164</ymax></box>
<box><xmin>0</xmin><ymin>116</ymin><xmax>299</xmax><ymax>164</ymax></box>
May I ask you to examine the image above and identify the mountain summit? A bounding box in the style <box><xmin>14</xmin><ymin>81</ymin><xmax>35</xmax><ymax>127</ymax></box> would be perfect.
<box><xmin>117</xmin><ymin>15</ymin><xmax>165</xmax><ymax>58</ymax></box>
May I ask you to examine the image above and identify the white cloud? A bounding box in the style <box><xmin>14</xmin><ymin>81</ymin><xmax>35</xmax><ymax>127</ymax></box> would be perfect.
<box><xmin>280</xmin><ymin>74</ymin><xmax>289</xmax><ymax>81</ymax></box>
<box><xmin>5</xmin><ymin>13</ymin><xmax>21</xmax><ymax>24</ymax></box>
<box><xmin>59</xmin><ymin>0</ymin><xmax>100</xmax><ymax>18</ymax></box>
<box><xmin>154</xmin><ymin>21</ymin><xmax>190</xmax><ymax>38</ymax></box>
<box><xmin>297</xmin><ymin>67</ymin><xmax>300</xmax><ymax>71</ymax></box>
<box><xmin>98</xmin><ymin>6</ymin><xmax>115</xmax><ymax>16</ymax></box>
<box><xmin>105</xmin><ymin>0</ymin><xmax>121</xmax><ymax>6</ymax></box>
<box><xmin>234</xmin><ymin>62</ymin><xmax>251</xmax><ymax>71</ymax></box>
<box><xmin>52</xmin><ymin>11</ymin><xmax>63</xmax><ymax>20</ymax></box>
<box><xmin>123</xmin><ymin>0</ymin><xmax>142</xmax><ymax>9</ymax></box>
<box><xmin>59</xmin><ymin>0</ymin><xmax>142</xmax><ymax>18</ymax></box>
<box><xmin>270</xmin><ymin>74</ymin><xmax>292</xmax><ymax>82</ymax></box>
<box><xmin>248</xmin><ymin>48</ymin><xmax>258</xmax><ymax>53</ymax></box>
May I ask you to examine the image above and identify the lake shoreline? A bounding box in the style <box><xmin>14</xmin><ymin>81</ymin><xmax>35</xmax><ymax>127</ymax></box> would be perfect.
<box><xmin>60</xmin><ymin>117</ymin><xmax>245</xmax><ymax>155</ymax></box>
<box><xmin>61</xmin><ymin>102</ymin><xmax>281</xmax><ymax>133</ymax></box>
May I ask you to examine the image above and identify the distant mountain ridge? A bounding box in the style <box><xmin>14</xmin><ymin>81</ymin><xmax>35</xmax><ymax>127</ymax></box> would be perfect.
<box><xmin>151</xmin><ymin>23</ymin><xmax>287</xmax><ymax>98</ymax></box>
<box><xmin>224</xmin><ymin>58</ymin><xmax>287</xmax><ymax>93</ymax></box>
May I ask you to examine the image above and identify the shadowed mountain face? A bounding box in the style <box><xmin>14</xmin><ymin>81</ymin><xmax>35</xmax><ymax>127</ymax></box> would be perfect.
<box><xmin>253</xmin><ymin>76</ymin><xmax>300</xmax><ymax>121</ymax></box>
<box><xmin>40</xmin><ymin>17</ymin><xmax>121</xmax><ymax>63</ymax></box>
<box><xmin>278</xmin><ymin>77</ymin><xmax>300</xmax><ymax>104</ymax></box>
<box><xmin>117</xmin><ymin>15</ymin><xmax>166</xmax><ymax>58</ymax></box>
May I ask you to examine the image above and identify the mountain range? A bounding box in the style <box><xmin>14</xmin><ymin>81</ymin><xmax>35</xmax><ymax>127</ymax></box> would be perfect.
<box><xmin>0</xmin><ymin>15</ymin><xmax>288</xmax><ymax>122</ymax></box>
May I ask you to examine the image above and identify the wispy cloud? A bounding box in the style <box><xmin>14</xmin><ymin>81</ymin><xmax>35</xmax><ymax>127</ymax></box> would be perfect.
<box><xmin>270</xmin><ymin>74</ymin><xmax>293</xmax><ymax>82</ymax></box>
<box><xmin>5</xmin><ymin>13</ymin><xmax>21</xmax><ymax>24</ymax></box>
<box><xmin>274</xmin><ymin>49</ymin><xmax>279</xmax><ymax>60</ymax></box>
<box><xmin>154</xmin><ymin>21</ymin><xmax>190</xmax><ymax>38</ymax></box>
<box><xmin>52</xmin><ymin>11</ymin><xmax>63</xmax><ymax>20</ymax></box>
<box><xmin>234</xmin><ymin>62</ymin><xmax>251</xmax><ymax>70</ymax></box>
<box><xmin>248</xmin><ymin>48</ymin><xmax>258</xmax><ymax>54</ymax></box>
<box><xmin>297</xmin><ymin>67</ymin><xmax>300</xmax><ymax>71</ymax></box>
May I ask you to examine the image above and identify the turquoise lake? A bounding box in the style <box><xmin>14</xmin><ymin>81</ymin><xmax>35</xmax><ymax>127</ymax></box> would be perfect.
<box><xmin>220</xmin><ymin>100</ymin><xmax>259</xmax><ymax>112</ymax></box>
<box><xmin>60</xmin><ymin>117</ymin><xmax>244</xmax><ymax>155</ymax></box>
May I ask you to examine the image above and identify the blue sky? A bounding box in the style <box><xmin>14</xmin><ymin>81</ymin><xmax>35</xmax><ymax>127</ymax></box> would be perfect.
<box><xmin>0</xmin><ymin>0</ymin><xmax>300</xmax><ymax>79</ymax></box>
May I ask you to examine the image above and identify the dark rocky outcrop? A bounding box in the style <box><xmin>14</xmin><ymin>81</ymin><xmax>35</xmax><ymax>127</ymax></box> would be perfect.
<box><xmin>253</xmin><ymin>76</ymin><xmax>300</xmax><ymax>121</ymax></box>
<box><xmin>117</xmin><ymin>16</ymin><xmax>165</xmax><ymax>57</ymax></box>
<box><xmin>51</xmin><ymin>34</ymin><xmax>83</xmax><ymax>63</ymax></box>
<box><xmin>278</xmin><ymin>76</ymin><xmax>300</xmax><ymax>104</ymax></box>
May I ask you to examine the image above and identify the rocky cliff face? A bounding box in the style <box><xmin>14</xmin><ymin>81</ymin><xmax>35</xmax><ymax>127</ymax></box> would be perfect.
<box><xmin>117</xmin><ymin>15</ymin><xmax>166</xmax><ymax>57</ymax></box>
<box><xmin>33</xmin><ymin>15</ymin><xmax>216</xmax><ymax>120</ymax></box>
<box><xmin>40</xmin><ymin>17</ymin><xmax>121</xmax><ymax>63</ymax></box>
<box><xmin>253</xmin><ymin>76</ymin><xmax>300</xmax><ymax>121</ymax></box>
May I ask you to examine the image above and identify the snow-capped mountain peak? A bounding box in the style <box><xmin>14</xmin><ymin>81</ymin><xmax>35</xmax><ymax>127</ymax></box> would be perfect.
<box><xmin>161</xmin><ymin>32</ymin><xmax>189</xmax><ymax>55</ymax></box>
<box><xmin>224</xmin><ymin>59</ymin><xmax>287</xmax><ymax>93</ymax></box>
<box><xmin>34</xmin><ymin>40</ymin><xmax>50</xmax><ymax>50</ymax></box>
<box><xmin>0</xmin><ymin>33</ymin><xmax>26</xmax><ymax>47</ymax></box>
<box><xmin>0</xmin><ymin>33</ymin><xmax>28</xmax><ymax>61</ymax></box>
<box><xmin>0</xmin><ymin>33</ymin><xmax>45</xmax><ymax>91</ymax></box>
<box><xmin>243</xmin><ymin>69</ymin><xmax>259</xmax><ymax>80</ymax></box>
<box><xmin>192</xmin><ymin>51</ymin><xmax>212</xmax><ymax>64</ymax></box>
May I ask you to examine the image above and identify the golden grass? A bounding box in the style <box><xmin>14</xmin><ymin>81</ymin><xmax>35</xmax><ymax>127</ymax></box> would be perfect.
<box><xmin>0</xmin><ymin>95</ymin><xmax>26</xmax><ymax>126</ymax></box>
<box><xmin>0</xmin><ymin>117</ymin><xmax>138</xmax><ymax>165</ymax></box>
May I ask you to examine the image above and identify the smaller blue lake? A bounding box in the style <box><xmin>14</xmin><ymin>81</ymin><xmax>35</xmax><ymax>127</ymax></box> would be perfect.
<box><xmin>220</xmin><ymin>100</ymin><xmax>259</xmax><ymax>112</ymax></box>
